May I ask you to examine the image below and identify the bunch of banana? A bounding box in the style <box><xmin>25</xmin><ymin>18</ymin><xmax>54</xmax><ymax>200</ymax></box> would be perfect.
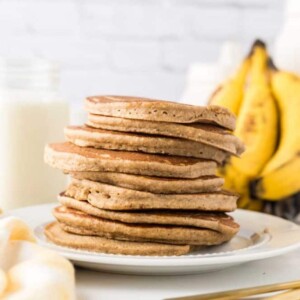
<box><xmin>210</xmin><ymin>39</ymin><xmax>300</xmax><ymax>212</ymax></box>
<box><xmin>253</xmin><ymin>67</ymin><xmax>300</xmax><ymax>201</ymax></box>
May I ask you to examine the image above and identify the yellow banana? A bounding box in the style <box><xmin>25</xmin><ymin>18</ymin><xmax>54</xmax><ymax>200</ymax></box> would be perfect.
<box><xmin>252</xmin><ymin>69</ymin><xmax>300</xmax><ymax>200</ymax></box>
<box><xmin>230</xmin><ymin>43</ymin><xmax>278</xmax><ymax>177</ymax></box>
<box><xmin>219</xmin><ymin>164</ymin><xmax>249</xmax><ymax>195</ymax></box>
<box><xmin>239</xmin><ymin>194</ymin><xmax>263</xmax><ymax>211</ymax></box>
<box><xmin>254</xmin><ymin>158</ymin><xmax>300</xmax><ymax>200</ymax></box>
<box><xmin>209</xmin><ymin>57</ymin><xmax>250</xmax><ymax>116</ymax></box>
<box><xmin>220</xmin><ymin>165</ymin><xmax>262</xmax><ymax>211</ymax></box>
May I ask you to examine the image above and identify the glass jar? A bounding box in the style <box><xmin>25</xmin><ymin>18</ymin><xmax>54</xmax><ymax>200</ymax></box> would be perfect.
<box><xmin>0</xmin><ymin>58</ymin><xmax>69</xmax><ymax>210</ymax></box>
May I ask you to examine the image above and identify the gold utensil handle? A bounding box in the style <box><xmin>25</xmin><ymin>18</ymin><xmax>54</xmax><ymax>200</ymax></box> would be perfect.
<box><xmin>165</xmin><ymin>280</ymin><xmax>300</xmax><ymax>300</ymax></box>
<box><xmin>265</xmin><ymin>288</ymin><xmax>300</xmax><ymax>300</ymax></box>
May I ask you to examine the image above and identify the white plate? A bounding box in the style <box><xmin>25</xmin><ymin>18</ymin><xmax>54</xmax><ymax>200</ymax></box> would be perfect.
<box><xmin>3</xmin><ymin>203</ymin><xmax>300</xmax><ymax>275</ymax></box>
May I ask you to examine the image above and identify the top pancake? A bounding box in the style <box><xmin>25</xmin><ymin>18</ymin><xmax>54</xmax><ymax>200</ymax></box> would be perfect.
<box><xmin>85</xmin><ymin>96</ymin><xmax>236</xmax><ymax>130</ymax></box>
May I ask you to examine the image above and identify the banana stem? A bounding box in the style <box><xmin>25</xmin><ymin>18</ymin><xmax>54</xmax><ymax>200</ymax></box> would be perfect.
<box><xmin>247</xmin><ymin>39</ymin><xmax>266</xmax><ymax>57</ymax></box>
<box><xmin>268</xmin><ymin>57</ymin><xmax>278</xmax><ymax>72</ymax></box>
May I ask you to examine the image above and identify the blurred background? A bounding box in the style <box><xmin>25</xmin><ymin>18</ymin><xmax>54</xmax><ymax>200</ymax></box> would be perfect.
<box><xmin>1</xmin><ymin>0</ymin><xmax>300</xmax><ymax>220</ymax></box>
<box><xmin>0</xmin><ymin>0</ymin><xmax>284</xmax><ymax>103</ymax></box>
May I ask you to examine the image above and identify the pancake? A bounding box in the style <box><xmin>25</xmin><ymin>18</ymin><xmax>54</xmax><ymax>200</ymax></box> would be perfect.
<box><xmin>67</xmin><ymin>176</ymin><xmax>223</xmax><ymax>199</ymax></box>
<box><xmin>64</xmin><ymin>125</ymin><xmax>229</xmax><ymax>163</ymax></box>
<box><xmin>85</xmin><ymin>96</ymin><xmax>236</xmax><ymax>130</ymax></box>
<box><xmin>59</xmin><ymin>195</ymin><xmax>239</xmax><ymax>236</ymax></box>
<box><xmin>53</xmin><ymin>206</ymin><xmax>237</xmax><ymax>245</ymax></box>
<box><xmin>63</xmin><ymin>179</ymin><xmax>237</xmax><ymax>211</ymax></box>
<box><xmin>68</xmin><ymin>175</ymin><xmax>223</xmax><ymax>195</ymax></box>
<box><xmin>87</xmin><ymin>115</ymin><xmax>245</xmax><ymax>155</ymax></box>
<box><xmin>45</xmin><ymin>222</ymin><xmax>191</xmax><ymax>256</ymax></box>
<box><xmin>44</xmin><ymin>142</ymin><xmax>217</xmax><ymax>178</ymax></box>
<box><xmin>62</xmin><ymin>190</ymin><xmax>237</xmax><ymax>211</ymax></box>
<box><xmin>69</xmin><ymin>171</ymin><xmax>221</xmax><ymax>194</ymax></box>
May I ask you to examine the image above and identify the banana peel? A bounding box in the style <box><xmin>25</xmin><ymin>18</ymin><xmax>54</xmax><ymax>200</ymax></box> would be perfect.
<box><xmin>252</xmin><ymin>69</ymin><xmax>300</xmax><ymax>200</ymax></box>
<box><xmin>219</xmin><ymin>164</ymin><xmax>263</xmax><ymax>211</ymax></box>
<box><xmin>209</xmin><ymin>57</ymin><xmax>250</xmax><ymax>116</ymax></box>
<box><xmin>253</xmin><ymin>157</ymin><xmax>300</xmax><ymax>200</ymax></box>
<box><xmin>230</xmin><ymin>43</ymin><xmax>278</xmax><ymax>177</ymax></box>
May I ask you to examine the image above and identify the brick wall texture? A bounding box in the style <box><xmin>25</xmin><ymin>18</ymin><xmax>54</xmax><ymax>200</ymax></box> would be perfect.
<box><xmin>0</xmin><ymin>0</ymin><xmax>284</xmax><ymax>102</ymax></box>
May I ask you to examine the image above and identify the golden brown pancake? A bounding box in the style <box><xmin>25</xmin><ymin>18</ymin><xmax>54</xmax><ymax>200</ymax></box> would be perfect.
<box><xmin>87</xmin><ymin>114</ymin><xmax>244</xmax><ymax>155</ymax></box>
<box><xmin>69</xmin><ymin>171</ymin><xmax>221</xmax><ymax>194</ymax></box>
<box><xmin>59</xmin><ymin>195</ymin><xmax>239</xmax><ymax>235</ymax></box>
<box><xmin>85</xmin><ymin>95</ymin><xmax>236</xmax><ymax>130</ymax></box>
<box><xmin>53</xmin><ymin>206</ymin><xmax>238</xmax><ymax>245</ymax></box>
<box><xmin>64</xmin><ymin>125</ymin><xmax>229</xmax><ymax>163</ymax></box>
<box><xmin>67</xmin><ymin>176</ymin><xmax>224</xmax><ymax>197</ymax></box>
<box><xmin>44</xmin><ymin>142</ymin><xmax>217</xmax><ymax>178</ymax></box>
<box><xmin>63</xmin><ymin>179</ymin><xmax>237</xmax><ymax>212</ymax></box>
<box><xmin>45</xmin><ymin>222</ymin><xmax>192</xmax><ymax>256</ymax></box>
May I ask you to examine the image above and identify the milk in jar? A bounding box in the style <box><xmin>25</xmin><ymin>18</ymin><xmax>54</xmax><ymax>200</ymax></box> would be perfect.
<box><xmin>0</xmin><ymin>58</ymin><xmax>68</xmax><ymax>210</ymax></box>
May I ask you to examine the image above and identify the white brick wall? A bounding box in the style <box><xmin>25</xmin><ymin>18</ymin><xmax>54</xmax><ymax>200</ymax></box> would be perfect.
<box><xmin>0</xmin><ymin>0</ymin><xmax>284</xmax><ymax>103</ymax></box>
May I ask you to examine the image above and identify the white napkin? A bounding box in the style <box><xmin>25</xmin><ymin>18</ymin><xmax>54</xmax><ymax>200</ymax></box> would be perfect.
<box><xmin>0</xmin><ymin>217</ymin><xmax>75</xmax><ymax>300</ymax></box>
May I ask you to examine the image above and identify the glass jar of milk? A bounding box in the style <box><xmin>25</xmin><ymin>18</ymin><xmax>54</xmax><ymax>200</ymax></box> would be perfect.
<box><xmin>0</xmin><ymin>58</ymin><xmax>68</xmax><ymax>210</ymax></box>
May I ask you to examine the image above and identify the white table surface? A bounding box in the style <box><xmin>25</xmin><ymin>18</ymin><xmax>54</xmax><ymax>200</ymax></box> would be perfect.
<box><xmin>4</xmin><ymin>204</ymin><xmax>299</xmax><ymax>299</ymax></box>
<box><xmin>75</xmin><ymin>250</ymin><xmax>300</xmax><ymax>300</ymax></box>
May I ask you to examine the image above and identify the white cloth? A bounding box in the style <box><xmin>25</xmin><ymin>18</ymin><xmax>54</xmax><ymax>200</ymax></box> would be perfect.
<box><xmin>0</xmin><ymin>217</ymin><xmax>75</xmax><ymax>300</ymax></box>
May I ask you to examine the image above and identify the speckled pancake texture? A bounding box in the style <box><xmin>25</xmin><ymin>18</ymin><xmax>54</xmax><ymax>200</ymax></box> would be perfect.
<box><xmin>85</xmin><ymin>95</ymin><xmax>236</xmax><ymax>130</ymax></box>
<box><xmin>44</xmin><ymin>95</ymin><xmax>242</xmax><ymax>256</ymax></box>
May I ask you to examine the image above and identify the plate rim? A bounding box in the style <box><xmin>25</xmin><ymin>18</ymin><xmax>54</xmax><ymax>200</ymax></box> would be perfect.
<box><xmin>3</xmin><ymin>203</ymin><xmax>300</xmax><ymax>267</ymax></box>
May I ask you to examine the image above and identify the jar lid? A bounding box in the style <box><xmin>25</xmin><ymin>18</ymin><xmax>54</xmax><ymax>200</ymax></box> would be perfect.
<box><xmin>0</xmin><ymin>58</ymin><xmax>59</xmax><ymax>90</ymax></box>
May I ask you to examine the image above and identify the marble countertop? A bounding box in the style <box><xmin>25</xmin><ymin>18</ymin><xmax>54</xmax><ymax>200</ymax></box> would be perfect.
<box><xmin>75</xmin><ymin>250</ymin><xmax>300</xmax><ymax>300</ymax></box>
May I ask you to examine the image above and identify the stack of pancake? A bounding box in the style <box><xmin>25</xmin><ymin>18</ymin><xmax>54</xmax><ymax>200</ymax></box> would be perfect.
<box><xmin>44</xmin><ymin>96</ymin><xmax>244</xmax><ymax>256</ymax></box>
